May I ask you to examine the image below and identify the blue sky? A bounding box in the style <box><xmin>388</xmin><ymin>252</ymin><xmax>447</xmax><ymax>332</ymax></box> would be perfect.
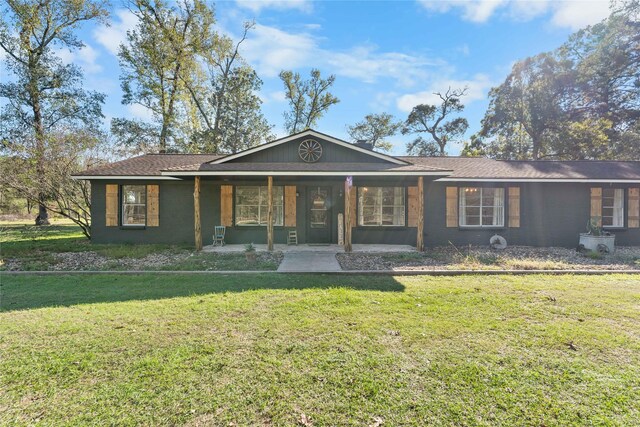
<box><xmin>1</xmin><ymin>0</ymin><xmax>613</xmax><ymax>155</ymax></box>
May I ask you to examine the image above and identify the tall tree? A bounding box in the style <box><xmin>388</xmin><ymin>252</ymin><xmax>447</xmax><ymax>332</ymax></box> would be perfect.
<box><xmin>480</xmin><ymin>53</ymin><xmax>573</xmax><ymax>159</ymax></box>
<box><xmin>184</xmin><ymin>22</ymin><xmax>273</xmax><ymax>153</ymax></box>
<box><xmin>0</xmin><ymin>0</ymin><xmax>108</xmax><ymax>225</ymax></box>
<box><xmin>280</xmin><ymin>69</ymin><xmax>339</xmax><ymax>134</ymax></box>
<box><xmin>346</xmin><ymin>113</ymin><xmax>402</xmax><ymax>152</ymax></box>
<box><xmin>480</xmin><ymin>8</ymin><xmax>639</xmax><ymax>160</ymax></box>
<box><xmin>115</xmin><ymin>0</ymin><xmax>215</xmax><ymax>152</ymax></box>
<box><xmin>402</xmin><ymin>88</ymin><xmax>469</xmax><ymax>156</ymax></box>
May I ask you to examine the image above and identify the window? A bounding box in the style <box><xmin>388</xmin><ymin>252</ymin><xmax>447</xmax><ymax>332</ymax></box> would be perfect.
<box><xmin>459</xmin><ymin>187</ymin><xmax>504</xmax><ymax>227</ymax></box>
<box><xmin>122</xmin><ymin>185</ymin><xmax>146</xmax><ymax>226</ymax></box>
<box><xmin>235</xmin><ymin>186</ymin><xmax>283</xmax><ymax>226</ymax></box>
<box><xmin>358</xmin><ymin>187</ymin><xmax>405</xmax><ymax>226</ymax></box>
<box><xmin>602</xmin><ymin>188</ymin><xmax>624</xmax><ymax>227</ymax></box>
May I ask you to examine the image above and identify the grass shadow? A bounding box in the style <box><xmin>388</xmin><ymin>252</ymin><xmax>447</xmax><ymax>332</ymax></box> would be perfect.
<box><xmin>0</xmin><ymin>273</ymin><xmax>405</xmax><ymax>312</ymax></box>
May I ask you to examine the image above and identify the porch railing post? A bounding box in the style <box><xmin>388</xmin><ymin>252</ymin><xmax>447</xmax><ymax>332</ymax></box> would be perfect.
<box><xmin>344</xmin><ymin>177</ymin><xmax>352</xmax><ymax>253</ymax></box>
<box><xmin>417</xmin><ymin>176</ymin><xmax>424</xmax><ymax>252</ymax></box>
<box><xmin>194</xmin><ymin>176</ymin><xmax>202</xmax><ymax>251</ymax></box>
<box><xmin>267</xmin><ymin>176</ymin><xmax>274</xmax><ymax>251</ymax></box>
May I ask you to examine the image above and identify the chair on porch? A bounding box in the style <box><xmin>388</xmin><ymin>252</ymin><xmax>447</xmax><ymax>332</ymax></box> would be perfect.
<box><xmin>212</xmin><ymin>226</ymin><xmax>226</xmax><ymax>246</ymax></box>
<box><xmin>287</xmin><ymin>229</ymin><xmax>298</xmax><ymax>245</ymax></box>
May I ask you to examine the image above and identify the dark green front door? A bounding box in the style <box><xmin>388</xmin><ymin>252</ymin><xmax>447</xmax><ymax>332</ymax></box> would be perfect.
<box><xmin>307</xmin><ymin>186</ymin><xmax>332</xmax><ymax>243</ymax></box>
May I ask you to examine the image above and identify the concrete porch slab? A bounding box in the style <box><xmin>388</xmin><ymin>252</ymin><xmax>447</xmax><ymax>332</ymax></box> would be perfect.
<box><xmin>202</xmin><ymin>244</ymin><xmax>416</xmax><ymax>253</ymax></box>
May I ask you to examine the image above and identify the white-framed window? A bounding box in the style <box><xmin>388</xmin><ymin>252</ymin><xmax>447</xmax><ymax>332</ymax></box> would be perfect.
<box><xmin>358</xmin><ymin>187</ymin><xmax>405</xmax><ymax>226</ymax></box>
<box><xmin>122</xmin><ymin>185</ymin><xmax>146</xmax><ymax>226</ymax></box>
<box><xmin>235</xmin><ymin>186</ymin><xmax>283</xmax><ymax>226</ymax></box>
<box><xmin>459</xmin><ymin>187</ymin><xmax>505</xmax><ymax>227</ymax></box>
<box><xmin>602</xmin><ymin>188</ymin><xmax>624</xmax><ymax>227</ymax></box>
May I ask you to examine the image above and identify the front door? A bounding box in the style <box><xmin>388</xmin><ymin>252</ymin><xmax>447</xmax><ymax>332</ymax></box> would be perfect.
<box><xmin>307</xmin><ymin>186</ymin><xmax>332</xmax><ymax>243</ymax></box>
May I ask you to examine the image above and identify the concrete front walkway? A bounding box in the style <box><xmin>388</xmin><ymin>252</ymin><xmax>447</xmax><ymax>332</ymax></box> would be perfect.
<box><xmin>277</xmin><ymin>251</ymin><xmax>342</xmax><ymax>272</ymax></box>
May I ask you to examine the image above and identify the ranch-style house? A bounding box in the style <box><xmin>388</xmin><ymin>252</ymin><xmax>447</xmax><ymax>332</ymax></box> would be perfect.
<box><xmin>74</xmin><ymin>129</ymin><xmax>640</xmax><ymax>251</ymax></box>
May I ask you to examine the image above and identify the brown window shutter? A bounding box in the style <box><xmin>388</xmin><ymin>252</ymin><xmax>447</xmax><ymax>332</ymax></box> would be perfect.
<box><xmin>220</xmin><ymin>185</ymin><xmax>233</xmax><ymax>226</ymax></box>
<box><xmin>105</xmin><ymin>184</ymin><xmax>118</xmax><ymax>226</ymax></box>
<box><xmin>350</xmin><ymin>186</ymin><xmax>357</xmax><ymax>228</ymax></box>
<box><xmin>146</xmin><ymin>185</ymin><xmax>159</xmax><ymax>227</ymax></box>
<box><xmin>629</xmin><ymin>188</ymin><xmax>640</xmax><ymax>228</ymax></box>
<box><xmin>446</xmin><ymin>187</ymin><xmax>458</xmax><ymax>227</ymax></box>
<box><xmin>284</xmin><ymin>185</ymin><xmax>296</xmax><ymax>227</ymax></box>
<box><xmin>590</xmin><ymin>187</ymin><xmax>602</xmax><ymax>226</ymax></box>
<box><xmin>407</xmin><ymin>186</ymin><xmax>419</xmax><ymax>227</ymax></box>
<box><xmin>508</xmin><ymin>187</ymin><xmax>520</xmax><ymax>228</ymax></box>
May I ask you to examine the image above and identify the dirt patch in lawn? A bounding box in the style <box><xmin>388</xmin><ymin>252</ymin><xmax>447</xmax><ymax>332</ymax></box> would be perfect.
<box><xmin>337</xmin><ymin>246</ymin><xmax>640</xmax><ymax>271</ymax></box>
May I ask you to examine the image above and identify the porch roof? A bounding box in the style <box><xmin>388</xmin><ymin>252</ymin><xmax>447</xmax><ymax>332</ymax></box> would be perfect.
<box><xmin>160</xmin><ymin>161</ymin><xmax>451</xmax><ymax>176</ymax></box>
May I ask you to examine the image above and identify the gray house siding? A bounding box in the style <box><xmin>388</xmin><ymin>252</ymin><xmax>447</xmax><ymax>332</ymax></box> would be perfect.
<box><xmin>227</xmin><ymin>135</ymin><xmax>388</xmax><ymax>163</ymax></box>
<box><xmin>424</xmin><ymin>181</ymin><xmax>640</xmax><ymax>248</ymax></box>
<box><xmin>92</xmin><ymin>180</ymin><xmax>218</xmax><ymax>245</ymax></box>
<box><xmin>91</xmin><ymin>179</ymin><xmax>640</xmax><ymax>248</ymax></box>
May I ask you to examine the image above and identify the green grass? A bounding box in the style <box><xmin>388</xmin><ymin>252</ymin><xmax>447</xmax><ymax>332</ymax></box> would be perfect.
<box><xmin>160</xmin><ymin>252</ymin><xmax>281</xmax><ymax>271</ymax></box>
<box><xmin>1</xmin><ymin>274</ymin><xmax>639</xmax><ymax>425</ymax></box>
<box><xmin>1</xmin><ymin>224</ymin><xmax>278</xmax><ymax>271</ymax></box>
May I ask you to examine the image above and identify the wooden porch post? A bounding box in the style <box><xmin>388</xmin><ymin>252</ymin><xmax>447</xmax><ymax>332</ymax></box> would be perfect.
<box><xmin>417</xmin><ymin>176</ymin><xmax>424</xmax><ymax>252</ymax></box>
<box><xmin>344</xmin><ymin>177</ymin><xmax>352</xmax><ymax>253</ymax></box>
<box><xmin>267</xmin><ymin>176</ymin><xmax>274</xmax><ymax>251</ymax></box>
<box><xmin>194</xmin><ymin>176</ymin><xmax>202</xmax><ymax>251</ymax></box>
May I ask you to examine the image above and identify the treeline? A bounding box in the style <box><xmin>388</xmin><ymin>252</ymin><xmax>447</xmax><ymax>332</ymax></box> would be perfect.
<box><xmin>466</xmin><ymin>2</ymin><xmax>639</xmax><ymax>160</ymax></box>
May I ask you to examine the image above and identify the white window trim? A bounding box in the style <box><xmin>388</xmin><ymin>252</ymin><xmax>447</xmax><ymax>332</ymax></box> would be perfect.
<box><xmin>602</xmin><ymin>188</ymin><xmax>624</xmax><ymax>228</ymax></box>
<box><xmin>234</xmin><ymin>186</ymin><xmax>284</xmax><ymax>227</ymax></box>
<box><xmin>121</xmin><ymin>184</ymin><xmax>146</xmax><ymax>226</ymax></box>
<box><xmin>358</xmin><ymin>187</ymin><xmax>406</xmax><ymax>227</ymax></box>
<box><xmin>459</xmin><ymin>187</ymin><xmax>505</xmax><ymax>228</ymax></box>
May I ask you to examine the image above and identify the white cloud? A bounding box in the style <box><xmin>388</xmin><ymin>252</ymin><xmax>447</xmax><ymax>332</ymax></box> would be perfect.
<box><xmin>55</xmin><ymin>44</ymin><xmax>102</xmax><ymax>73</ymax></box>
<box><xmin>396</xmin><ymin>74</ymin><xmax>493</xmax><ymax>112</ymax></box>
<box><xmin>241</xmin><ymin>24</ymin><xmax>446</xmax><ymax>87</ymax></box>
<box><xmin>417</xmin><ymin>0</ymin><xmax>611</xmax><ymax>29</ymax></box>
<box><xmin>93</xmin><ymin>9</ymin><xmax>138</xmax><ymax>56</ymax></box>
<box><xmin>241</xmin><ymin>24</ymin><xmax>317</xmax><ymax>77</ymax></box>
<box><xmin>550</xmin><ymin>0</ymin><xmax>611</xmax><ymax>29</ymax></box>
<box><xmin>128</xmin><ymin>104</ymin><xmax>155</xmax><ymax>121</ymax></box>
<box><xmin>236</xmin><ymin>0</ymin><xmax>312</xmax><ymax>13</ymax></box>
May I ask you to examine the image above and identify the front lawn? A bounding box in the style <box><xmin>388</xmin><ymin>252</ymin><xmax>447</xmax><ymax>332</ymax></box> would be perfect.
<box><xmin>0</xmin><ymin>224</ymin><xmax>281</xmax><ymax>271</ymax></box>
<box><xmin>1</xmin><ymin>274</ymin><xmax>638</xmax><ymax>425</ymax></box>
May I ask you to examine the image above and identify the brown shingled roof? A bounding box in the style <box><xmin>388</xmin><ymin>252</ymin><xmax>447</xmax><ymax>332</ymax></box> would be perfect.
<box><xmin>74</xmin><ymin>154</ymin><xmax>223</xmax><ymax>176</ymax></box>
<box><xmin>75</xmin><ymin>153</ymin><xmax>640</xmax><ymax>181</ymax></box>
<box><xmin>399</xmin><ymin>157</ymin><xmax>640</xmax><ymax>180</ymax></box>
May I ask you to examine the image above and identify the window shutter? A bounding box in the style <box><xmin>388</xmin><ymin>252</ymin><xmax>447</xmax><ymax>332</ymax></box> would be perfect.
<box><xmin>350</xmin><ymin>186</ymin><xmax>357</xmax><ymax>228</ymax></box>
<box><xmin>220</xmin><ymin>185</ymin><xmax>233</xmax><ymax>226</ymax></box>
<box><xmin>407</xmin><ymin>186</ymin><xmax>419</xmax><ymax>227</ymax></box>
<box><xmin>629</xmin><ymin>188</ymin><xmax>640</xmax><ymax>228</ymax></box>
<box><xmin>446</xmin><ymin>187</ymin><xmax>458</xmax><ymax>227</ymax></box>
<box><xmin>105</xmin><ymin>184</ymin><xmax>118</xmax><ymax>227</ymax></box>
<box><xmin>284</xmin><ymin>185</ymin><xmax>296</xmax><ymax>227</ymax></box>
<box><xmin>146</xmin><ymin>185</ymin><xmax>159</xmax><ymax>227</ymax></box>
<box><xmin>590</xmin><ymin>187</ymin><xmax>602</xmax><ymax>226</ymax></box>
<box><xmin>508</xmin><ymin>187</ymin><xmax>520</xmax><ymax>228</ymax></box>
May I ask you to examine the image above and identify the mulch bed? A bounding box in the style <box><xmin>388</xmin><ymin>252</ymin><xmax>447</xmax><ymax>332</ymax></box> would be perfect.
<box><xmin>2</xmin><ymin>250</ymin><xmax>283</xmax><ymax>271</ymax></box>
<box><xmin>337</xmin><ymin>246</ymin><xmax>640</xmax><ymax>271</ymax></box>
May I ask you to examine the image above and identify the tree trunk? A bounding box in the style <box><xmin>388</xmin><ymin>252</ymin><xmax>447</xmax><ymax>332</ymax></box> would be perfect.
<box><xmin>30</xmin><ymin>80</ymin><xmax>49</xmax><ymax>225</ymax></box>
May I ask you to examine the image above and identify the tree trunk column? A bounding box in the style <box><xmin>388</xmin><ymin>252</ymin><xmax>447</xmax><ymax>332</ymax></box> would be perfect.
<box><xmin>344</xmin><ymin>177</ymin><xmax>352</xmax><ymax>253</ymax></box>
<box><xmin>417</xmin><ymin>176</ymin><xmax>424</xmax><ymax>252</ymax></box>
<box><xmin>194</xmin><ymin>176</ymin><xmax>202</xmax><ymax>251</ymax></box>
<box><xmin>267</xmin><ymin>176</ymin><xmax>274</xmax><ymax>251</ymax></box>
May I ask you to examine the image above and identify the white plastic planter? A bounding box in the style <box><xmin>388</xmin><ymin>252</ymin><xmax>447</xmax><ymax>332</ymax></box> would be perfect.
<box><xmin>579</xmin><ymin>233</ymin><xmax>616</xmax><ymax>254</ymax></box>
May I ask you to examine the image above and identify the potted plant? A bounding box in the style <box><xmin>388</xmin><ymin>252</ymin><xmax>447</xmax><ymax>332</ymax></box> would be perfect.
<box><xmin>578</xmin><ymin>217</ymin><xmax>615</xmax><ymax>254</ymax></box>
<box><xmin>244</xmin><ymin>243</ymin><xmax>257</xmax><ymax>262</ymax></box>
